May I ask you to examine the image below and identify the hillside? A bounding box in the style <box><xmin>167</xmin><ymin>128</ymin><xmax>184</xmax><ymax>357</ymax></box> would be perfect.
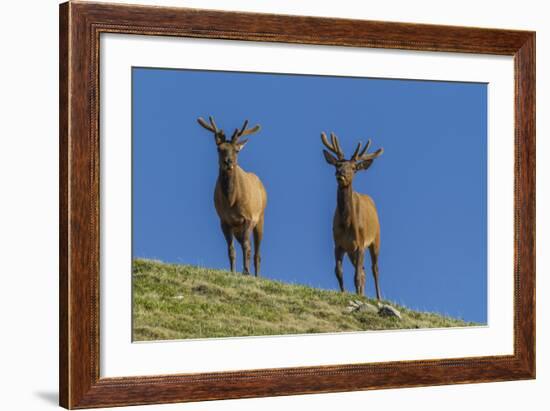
<box><xmin>133</xmin><ymin>259</ymin><xmax>476</xmax><ymax>341</ymax></box>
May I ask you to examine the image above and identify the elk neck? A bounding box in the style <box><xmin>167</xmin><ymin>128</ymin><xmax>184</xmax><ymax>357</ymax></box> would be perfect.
<box><xmin>219</xmin><ymin>166</ymin><xmax>240</xmax><ymax>206</ymax></box>
<box><xmin>337</xmin><ymin>183</ymin><xmax>354</xmax><ymax>227</ymax></box>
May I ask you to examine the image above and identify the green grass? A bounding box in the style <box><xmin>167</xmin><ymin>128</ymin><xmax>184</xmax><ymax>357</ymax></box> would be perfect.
<box><xmin>132</xmin><ymin>259</ymin><xmax>478</xmax><ymax>341</ymax></box>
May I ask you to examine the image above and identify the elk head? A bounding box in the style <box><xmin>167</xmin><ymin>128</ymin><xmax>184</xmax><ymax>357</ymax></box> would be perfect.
<box><xmin>321</xmin><ymin>132</ymin><xmax>383</xmax><ymax>188</ymax></box>
<box><xmin>198</xmin><ymin>116</ymin><xmax>261</xmax><ymax>173</ymax></box>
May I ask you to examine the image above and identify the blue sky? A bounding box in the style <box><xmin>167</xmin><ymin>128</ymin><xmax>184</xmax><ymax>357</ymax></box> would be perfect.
<box><xmin>132</xmin><ymin>67</ymin><xmax>487</xmax><ymax>323</ymax></box>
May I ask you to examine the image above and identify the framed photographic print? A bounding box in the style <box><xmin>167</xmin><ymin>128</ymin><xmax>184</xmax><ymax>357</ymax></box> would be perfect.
<box><xmin>59</xmin><ymin>1</ymin><xmax>535</xmax><ymax>409</ymax></box>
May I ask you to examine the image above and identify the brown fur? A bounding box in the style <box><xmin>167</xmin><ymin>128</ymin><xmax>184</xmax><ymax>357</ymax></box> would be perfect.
<box><xmin>321</xmin><ymin>132</ymin><xmax>383</xmax><ymax>299</ymax></box>
<box><xmin>198</xmin><ymin>117</ymin><xmax>267</xmax><ymax>276</ymax></box>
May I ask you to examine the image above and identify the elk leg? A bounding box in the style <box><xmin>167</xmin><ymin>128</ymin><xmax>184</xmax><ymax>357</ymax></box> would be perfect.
<box><xmin>352</xmin><ymin>249</ymin><xmax>366</xmax><ymax>296</ymax></box>
<box><xmin>221</xmin><ymin>222</ymin><xmax>235</xmax><ymax>272</ymax></box>
<box><xmin>236</xmin><ymin>223</ymin><xmax>253</xmax><ymax>275</ymax></box>
<box><xmin>242</xmin><ymin>236</ymin><xmax>251</xmax><ymax>275</ymax></box>
<box><xmin>369</xmin><ymin>244</ymin><xmax>381</xmax><ymax>301</ymax></box>
<box><xmin>334</xmin><ymin>246</ymin><xmax>345</xmax><ymax>292</ymax></box>
<box><xmin>252</xmin><ymin>214</ymin><xmax>264</xmax><ymax>277</ymax></box>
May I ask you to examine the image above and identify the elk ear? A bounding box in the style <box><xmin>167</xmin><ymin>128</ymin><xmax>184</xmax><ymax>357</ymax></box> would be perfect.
<box><xmin>214</xmin><ymin>132</ymin><xmax>225</xmax><ymax>146</ymax></box>
<box><xmin>323</xmin><ymin>149</ymin><xmax>338</xmax><ymax>166</ymax></box>
<box><xmin>356</xmin><ymin>159</ymin><xmax>374</xmax><ymax>171</ymax></box>
<box><xmin>356</xmin><ymin>147</ymin><xmax>383</xmax><ymax>170</ymax></box>
<box><xmin>235</xmin><ymin>139</ymin><xmax>248</xmax><ymax>152</ymax></box>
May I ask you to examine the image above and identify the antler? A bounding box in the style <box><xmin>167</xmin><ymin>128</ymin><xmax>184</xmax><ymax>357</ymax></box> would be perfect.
<box><xmin>197</xmin><ymin>116</ymin><xmax>219</xmax><ymax>133</ymax></box>
<box><xmin>230</xmin><ymin>119</ymin><xmax>261</xmax><ymax>144</ymax></box>
<box><xmin>197</xmin><ymin>116</ymin><xmax>225</xmax><ymax>144</ymax></box>
<box><xmin>350</xmin><ymin>139</ymin><xmax>371</xmax><ymax>161</ymax></box>
<box><xmin>321</xmin><ymin>132</ymin><xmax>345</xmax><ymax>160</ymax></box>
<box><xmin>355</xmin><ymin>138</ymin><xmax>384</xmax><ymax>161</ymax></box>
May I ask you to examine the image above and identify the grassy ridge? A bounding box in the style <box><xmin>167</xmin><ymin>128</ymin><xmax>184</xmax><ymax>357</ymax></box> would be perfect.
<box><xmin>133</xmin><ymin>259</ymin><xmax>476</xmax><ymax>341</ymax></box>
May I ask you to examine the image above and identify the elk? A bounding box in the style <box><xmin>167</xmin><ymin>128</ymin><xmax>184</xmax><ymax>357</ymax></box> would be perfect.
<box><xmin>197</xmin><ymin>116</ymin><xmax>267</xmax><ymax>276</ymax></box>
<box><xmin>321</xmin><ymin>132</ymin><xmax>384</xmax><ymax>299</ymax></box>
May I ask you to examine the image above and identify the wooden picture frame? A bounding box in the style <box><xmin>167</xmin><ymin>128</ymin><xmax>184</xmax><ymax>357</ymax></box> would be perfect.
<box><xmin>59</xmin><ymin>1</ymin><xmax>535</xmax><ymax>408</ymax></box>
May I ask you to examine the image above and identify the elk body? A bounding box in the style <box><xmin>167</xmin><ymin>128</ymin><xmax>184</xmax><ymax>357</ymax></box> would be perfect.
<box><xmin>197</xmin><ymin>116</ymin><xmax>267</xmax><ymax>276</ymax></box>
<box><xmin>321</xmin><ymin>132</ymin><xmax>384</xmax><ymax>299</ymax></box>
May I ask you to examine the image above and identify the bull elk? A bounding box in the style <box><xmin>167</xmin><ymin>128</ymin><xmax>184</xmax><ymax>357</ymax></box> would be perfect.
<box><xmin>321</xmin><ymin>132</ymin><xmax>384</xmax><ymax>299</ymax></box>
<box><xmin>197</xmin><ymin>116</ymin><xmax>267</xmax><ymax>276</ymax></box>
